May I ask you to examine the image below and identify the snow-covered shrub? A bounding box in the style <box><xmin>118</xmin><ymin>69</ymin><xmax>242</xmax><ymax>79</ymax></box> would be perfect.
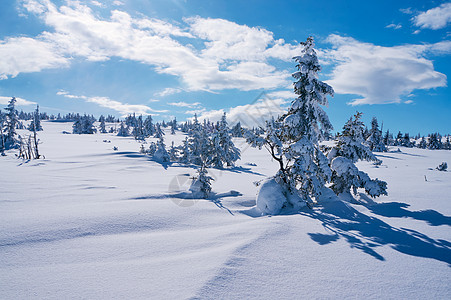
<box><xmin>256</xmin><ymin>178</ymin><xmax>305</xmax><ymax>215</ymax></box>
<box><xmin>153</xmin><ymin>137</ymin><xmax>170</xmax><ymax>162</ymax></box>
<box><xmin>436</xmin><ymin>162</ymin><xmax>447</xmax><ymax>171</ymax></box>
<box><xmin>328</xmin><ymin>112</ymin><xmax>387</xmax><ymax>198</ymax></box>
<box><xmin>189</xmin><ymin>165</ymin><xmax>213</xmax><ymax>198</ymax></box>
<box><xmin>330</xmin><ymin>157</ymin><xmax>387</xmax><ymax>197</ymax></box>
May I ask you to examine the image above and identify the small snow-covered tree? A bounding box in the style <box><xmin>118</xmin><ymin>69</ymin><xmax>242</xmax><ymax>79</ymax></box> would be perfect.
<box><xmin>98</xmin><ymin>115</ymin><xmax>107</xmax><ymax>133</ymax></box>
<box><xmin>366</xmin><ymin>117</ymin><xmax>386</xmax><ymax>152</ymax></box>
<box><xmin>189</xmin><ymin>164</ymin><xmax>214</xmax><ymax>198</ymax></box>
<box><xmin>154</xmin><ymin>123</ymin><xmax>164</xmax><ymax>139</ymax></box>
<box><xmin>169</xmin><ymin>141</ymin><xmax>178</xmax><ymax>161</ymax></box>
<box><xmin>418</xmin><ymin>136</ymin><xmax>427</xmax><ymax>149</ymax></box>
<box><xmin>117</xmin><ymin>122</ymin><xmax>129</xmax><ymax>136</ymax></box>
<box><xmin>231</xmin><ymin>122</ymin><xmax>243</xmax><ymax>137</ymax></box>
<box><xmin>28</xmin><ymin>105</ymin><xmax>43</xmax><ymax>132</ymax></box>
<box><xmin>210</xmin><ymin>113</ymin><xmax>240</xmax><ymax>168</ymax></box>
<box><xmin>153</xmin><ymin>137</ymin><xmax>170</xmax><ymax>162</ymax></box>
<box><xmin>245</xmin><ymin>37</ymin><xmax>334</xmax><ymax>212</ymax></box>
<box><xmin>328</xmin><ymin>112</ymin><xmax>387</xmax><ymax>197</ymax></box>
<box><xmin>179</xmin><ymin>137</ymin><xmax>191</xmax><ymax>164</ymax></box>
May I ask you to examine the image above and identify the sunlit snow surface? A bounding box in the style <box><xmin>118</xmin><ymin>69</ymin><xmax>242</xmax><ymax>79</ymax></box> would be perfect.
<box><xmin>1</xmin><ymin>121</ymin><xmax>450</xmax><ymax>299</ymax></box>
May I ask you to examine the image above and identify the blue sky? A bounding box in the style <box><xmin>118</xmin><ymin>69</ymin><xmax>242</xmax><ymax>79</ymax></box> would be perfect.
<box><xmin>0</xmin><ymin>0</ymin><xmax>450</xmax><ymax>135</ymax></box>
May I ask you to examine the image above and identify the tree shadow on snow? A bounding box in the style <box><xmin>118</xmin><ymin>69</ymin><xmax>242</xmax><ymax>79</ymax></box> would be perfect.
<box><xmin>301</xmin><ymin>199</ymin><xmax>451</xmax><ymax>264</ymax></box>
<box><xmin>130</xmin><ymin>190</ymin><xmax>241</xmax><ymax>215</ymax></box>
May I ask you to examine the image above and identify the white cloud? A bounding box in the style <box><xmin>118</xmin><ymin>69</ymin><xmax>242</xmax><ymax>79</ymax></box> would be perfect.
<box><xmin>196</xmin><ymin>97</ymin><xmax>288</xmax><ymax>128</ymax></box>
<box><xmin>154</xmin><ymin>88</ymin><xmax>183</xmax><ymax>97</ymax></box>
<box><xmin>385</xmin><ymin>23</ymin><xmax>402</xmax><ymax>30</ymax></box>
<box><xmin>0</xmin><ymin>96</ymin><xmax>37</xmax><ymax>106</ymax></box>
<box><xmin>400</xmin><ymin>7</ymin><xmax>413</xmax><ymax>15</ymax></box>
<box><xmin>90</xmin><ymin>1</ymin><xmax>104</xmax><ymax>8</ymax></box>
<box><xmin>57</xmin><ymin>92</ymin><xmax>167</xmax><ymax>116</ymax></box>
<box><xmin>9</xmin><ymin>1</ymin><xmax>300</xmax><ymax>92</ymax></box>
<box><xmin>413</xmin><ymin>3</ymin><xmax>451</xmax><ymax>30</ymax></box>
<box><xmin>112</xmin><ymin>0</ymin><xmax>124</xmax><ymax>6</ymax></box>
<box><xmin>0</xmin><ymin>36</ymin><xmax>69</xmax><ymax>79</ymax></box>
<box><xmin>168</xmin><ymin>101</ymin><xmax>201</xmax><ymax>108</ymax></box>
<box><xmin>324</xmin><ymin>34</ymin><xmax>447</xmax><ymax>105</ymax></box>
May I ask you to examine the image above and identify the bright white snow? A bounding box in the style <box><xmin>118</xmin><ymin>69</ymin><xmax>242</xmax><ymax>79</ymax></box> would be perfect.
<box><xmin>1</xmin><ymin>121</ymin><xmax>450</xmax><ymax>299</ymax></box>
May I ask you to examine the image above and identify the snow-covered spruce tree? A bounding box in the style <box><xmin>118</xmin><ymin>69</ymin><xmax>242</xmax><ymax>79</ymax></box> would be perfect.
<box><xmin>132</xmin><ymin>115</ymin><xmax>145</xmax><ymax>140</ymax></box>
<box><xmin>189</xmin><ymin>164</ymin><xmax>214</xmax><ymax>199</ymax></box>
<box><xmin>0</xmin><ymin>111</ymin><xmax>6</xmax><ymax>155</ymax></box>
<box><xmin>4</xmin><ymin>97</ymin><xmax>20</xmax><ymax>149</ymax></box>
<box><xmin>179</xmin><ymin>137</ymin><xmax>191</xmax><ymax>164</ymax></box>
<box><xmin>154</xmin><ymin>123</ymin><xmax>164</xmax><ymax>139</ymax></box>
<box><xmin>328</xmin><ymin>112</ymin><xmax>387</xmax><ymax>198</ymax></box>
<box><xmin>73</xmin><ymin>115</ymin><xmax>96</xmax><ymax>134</ymax></box>
<box><xmin>245</xmin><ymin>37</ymin><xmax>334</xmax><ymax>213</ymax></box>
<box><xmin>428</xmin><ymin>133</ymin><xmax>442</xmax><ymax>150</ymax></box>
<box><xmin>170</xmin><ymin>118</ymin><xmax>177</xmax><ymax>135</ymax></box>
<box><xmin>98</xmin><ymin>115</ymin><xmax>107</xmax><ymax>133</ymax></box>
<box><xmin>231</xmin><ymin>121</ymin><xmax>243</xmax><ymax>137</ymax></box>
<box><xmin>28</xmin><ymin>105</ymin><xmax>43</xmax><ymax>132</ymax></box>
<box><xmin>153</xmin><ymin>137</ymin><xmax>170</xmax><ymax>162</ymax></box>
<box><xmin>169</xmin><ymin>141</ymin><xmax>178</xmax><ymax>161</ymax></box>
<box><xmin>143</xmin><ymin>115</ymin><xmax>154</xmax><ymax>137</ymax></box>
<box><xmin>210</xmin><ymin>113</ymin><xmax>241</xmax><ymax>168</ymax></box>
<box><xmin>187</xmin><ymin>114</ymin><xmax>211</xmax><ymax>166</ymax></box>
<box><xmin>418</xmin><ymin>136</ymin><xmax>427</xmax><ymax>149</ymax></box>
<box><xmin>366</xmin><ymin>117</ymin><xmax>386</xmax><ymax>152</ymax></box>
<box><xmin>117</xmin><ymin>122</ymin><xmax>129</xmax><ymax>136</ymax></box>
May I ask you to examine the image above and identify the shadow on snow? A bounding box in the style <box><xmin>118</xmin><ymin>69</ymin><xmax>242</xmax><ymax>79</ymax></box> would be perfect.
<box><xmin>300</xmin><ymin>198</ymin><xmax>451</xmax><ymax>264</ymax></box>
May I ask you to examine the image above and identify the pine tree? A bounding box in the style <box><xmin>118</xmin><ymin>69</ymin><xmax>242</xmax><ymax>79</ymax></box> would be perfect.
<box><xmin>170</xmin><ymin>118</ymin><xmax>177</xmax><ymax>135</ymax></box>
<box><xmin>366</xmin><ymin>117</ymin><xmax>386</xmax><ymax>152</ymax></box>
<box><xmin>153</xmin><ymin>137</ymin><xmax>170</xmax><ymax>162</ymax></box>
<box><xmin>210</xmin><ymin>113</ymin><xmax>241</xmax><ymax>168</ymax></box>
<box><xmin>188</xmin><ymin>114</ymin><xmax>211</xmax><ymax>166</ymax></box>
<box><xmin>328</xmin><ymin>112</ymin><xmax>387</xmax><ymax>197</ymax></box>
<box><xmin>28</xmin><ymin>105</ymin><xmax>43</xmax><ymax>132</ymax></box>
<box><xmin>99</xmin><ymin>115</ymin><xmax>107</xmax><ymax>133</ymax></box>
<box><xmin>154</xmin><ymin>123</ymin><xmax>164</xmax><ymax>139</ymax></box>
<box><xmin>117</xmin><ymin>122</ymin><xmax>129</xmax><ymax>137</ymax></box>
<box><xmin>418</xmin><ymin>136</ymin><xmax>427</xmax><ymax>149</ymax></box>
<box><xmin>0</xmin><ymin>111</ymin><xmax>6</xmax><ymax>155</ymax></box>
<box><xmin>428</xmin><ymin>133</ymin><xmax>442</xmax><ymax>150</ymax></box>
<box><xmin>189</xmin><ymin>164</ymin><xmax>214</xmax><ymax>199</ymax></box>
<box><xmin>4</xmin><ymin>97</ymin><xmax>20</xmax><ymax>149</ymax></box>
<box><xmin>132</xmin><ymin>115</ymin><xmax>145</xmax><ymax>140</ymax></box>
<box><xmin>231</xmin><ymin>122</ymin><xmax>243</xmax><ymax>137</ymax></box>
<box><xmin>73</xmin><ymin>115</ymin><xmax>96</xmax><ymax>134</ymax></box>
<box><xmin>246</xmin><ymin>37</ymin><xmax>333</xmax><ymax>209</ymax></box>
<box><xmin>143</xmin><ymin>115</ymin><xmax>154</xmax><ymax>137</ymax></box>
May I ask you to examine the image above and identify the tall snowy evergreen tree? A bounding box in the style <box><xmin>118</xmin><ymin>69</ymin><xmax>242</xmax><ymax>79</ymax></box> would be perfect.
<box><xmin>210</xmin><ymin>113</ymin><xmax>241</xmax><ymax>168</ymax></box>
<box><xmin>98</xmin><ymin>115</ymin><xmax>107</xmax><ymax>133</ymax></box>
<box><xmin>4</xmin><ymin>97</ymin><xmax>20</xmax><ymax>149</ymax></box>
<box><xmin>231</xmin><ymin>122</ymin><xmax>243</xmax><ymax>137</ymax></box>
<box><xmin>327</xmin><ymin>112</ymin><xmax>387</xmax><ymax>197</ymax></box>
<box><xmin>188</xmin><ymin>114</ymin><xmax>211</xmax><ymax>166</ymax></box>
<box><xmin>143</xmin><ymin>115</ymin><xmax>155</xmax><ymax>137</ymax></box>
<box><xmin>246</xmin><ymin>37</ymin><xmax>334</xmax><ymax>211</ymax></box>
<box><xmin>154</xmin><ymin>123</ymin><xmax>164</xmax><ymax>139</ymax></box>
<box><xmin>428</xmin><ymin>133</ymin><xmax>442</xmax><ymax>149</ymax></box>
<box><xmin>28</xmin><ymin>105</ymin><xmax>43</xmax><ymax>132</ymax></box>
<box><xmin>0</xmin><ymin>111</ymin><xmax>5</xmax><ymax>154</ymax></box>
<box><xmin>366</xmin><ymin>117</ymin><xmax>386</xmax><ymax>152</ymax></box>
<box><xmin>132</xmin><ymin>115</ymin><xmax>145</xmax><ymax>140</ymax></box>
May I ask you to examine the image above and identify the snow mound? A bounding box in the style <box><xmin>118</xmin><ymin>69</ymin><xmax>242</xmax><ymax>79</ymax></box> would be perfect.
<box><xmin>256</xmin><ymin>178</ymin><xmax>286</xmax><ymax>215</ymax></box>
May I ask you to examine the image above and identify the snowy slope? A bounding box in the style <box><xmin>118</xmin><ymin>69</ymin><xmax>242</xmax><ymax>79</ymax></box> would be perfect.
<box><xmin>1</xmin><ymin>121</ymin><xmax>450</xmax><ymax>299</ymax></box>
